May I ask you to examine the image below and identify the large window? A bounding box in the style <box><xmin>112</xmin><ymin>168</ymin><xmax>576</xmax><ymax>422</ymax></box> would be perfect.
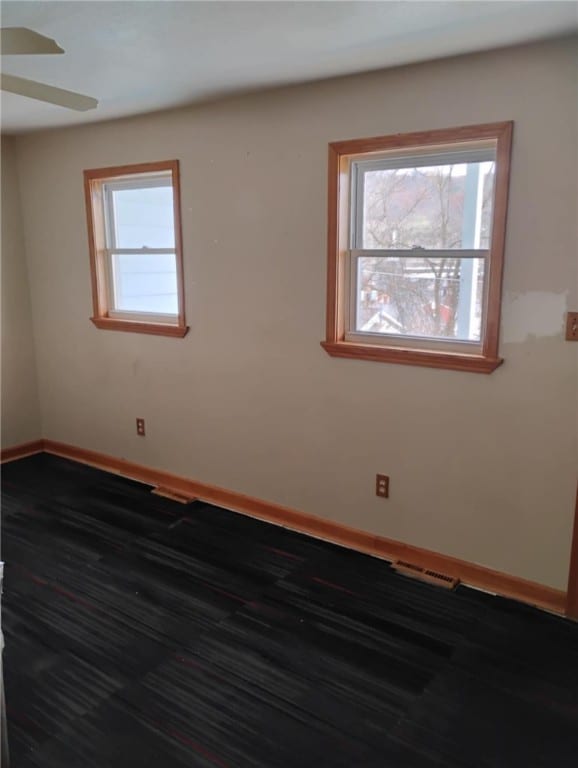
<box><xmin>84</xmin><ymin>160</ymin><xmax>187</xmax><ymax>337</ymax></box>
<box><xmin>322</xmin><ymin>123</ymin><xmax>513</xmax><ymax>372</ymax></box>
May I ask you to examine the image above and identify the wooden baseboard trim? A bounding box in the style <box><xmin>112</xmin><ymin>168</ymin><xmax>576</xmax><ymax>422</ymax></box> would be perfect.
<box><xmin>0</xmin><ymin>439</ymin><xmax>45</xmax><ymax>464</ymax></box>
<box><xmin>39</xmin><ymin>438</ymin><xmax>567</xmax><ymax>616</ymax></box>
<box><xmin>566</xmin><ymin>483</ymin><xmax>578</xmax><ymax>619</ymax></box>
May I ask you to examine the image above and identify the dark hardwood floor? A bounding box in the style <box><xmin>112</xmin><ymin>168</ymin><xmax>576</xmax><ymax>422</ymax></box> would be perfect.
<box><xmin>2</xmin><ymin>453</ymin><xmax>578</xmax><ymax>767</ymax></box>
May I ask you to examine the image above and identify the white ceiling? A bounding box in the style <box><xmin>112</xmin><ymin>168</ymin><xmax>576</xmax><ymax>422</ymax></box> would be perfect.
<box><xmin>1</xmin><ymin>1</ymin><xmax>577</xmax><ymax>134</ymax></box>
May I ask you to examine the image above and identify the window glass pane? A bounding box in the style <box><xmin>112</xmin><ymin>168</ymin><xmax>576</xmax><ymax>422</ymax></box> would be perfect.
<box><xmin>111</xmin><ymin>185</ymin><xmax>175</xmax><ymax>249</ymax></box>
<box><xmin>112</xmin><ymin>252</ymin><xmax>178</xmax><ymax>315</ymax></box>
<box><xmin>356</xmin><ymin>256</ymin><xmax>485</xmax><ymax>342</ymax></box>
<box><xmin>361</xmin><ymin>161</ymin><xmax>495</xmax><ymax>250</ymax></box>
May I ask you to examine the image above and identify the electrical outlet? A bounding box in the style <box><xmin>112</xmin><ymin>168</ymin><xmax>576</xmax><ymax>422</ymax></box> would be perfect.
<box><xmin>136</xmin><ymin>418</ymin><xmax>146</xmax><ymax>436</ymax></box>
<box><xmin>376</xmin><ymin>474</ymin><xmax>389</xmax><ymax>498</ymax></box>
<box><xmin>566</xmin><ymin>312</ymin><xmax>578</xmax><ymax>341</ymax></box>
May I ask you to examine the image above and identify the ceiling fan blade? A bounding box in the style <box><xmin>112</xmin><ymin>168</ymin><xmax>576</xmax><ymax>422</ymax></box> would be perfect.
<box><xmin>1</xmin><ymin>27</ymin><xmax>64</xmax><ymax>55</ymax></box>
<box><xmin>1</xmin><ymin>73</ymin><xmax>98</xmax><ymax>111</ymax></box>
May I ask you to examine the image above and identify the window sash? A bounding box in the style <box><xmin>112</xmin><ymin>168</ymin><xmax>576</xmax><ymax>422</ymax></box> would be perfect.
<box><xmin>347</xmin><ymin>249</ymin><xmax>489</xmax><ymax>349</ymax></box>
<box><xmin>103</xmin><ymin>247</ymin><xmax>179</xmax><ymax>319</ymax></box>
<box><xmin>102</xmin><ymin>174</ymin><xmax>173</xmax><ymax>251</ymax></box>
<box><xmin>350</xmin><ymin>147</ymin><xmax>496</xmax><ymax>251</ymax></box>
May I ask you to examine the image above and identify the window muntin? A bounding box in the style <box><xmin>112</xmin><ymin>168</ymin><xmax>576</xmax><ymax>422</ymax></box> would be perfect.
<box><xmin>322</xmin><ymin>123</ymin><xmax>512</xmax><ymax>373</ymax></box>
<box><xmin>84</xmin><ymin>160</ymin><xmax>187</xmax><ymax>337</ymax></box>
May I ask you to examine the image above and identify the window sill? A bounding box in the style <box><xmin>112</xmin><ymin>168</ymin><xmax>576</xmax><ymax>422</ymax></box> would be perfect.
<box><xmin>321</xmin><ymin>340</ymin><xmax>503</xmax><ymax>373</ymax></box>
<box><xmin>91</xmin><ymin>317</ymin><xmax>189</xmax><ymax>338</ymax></box>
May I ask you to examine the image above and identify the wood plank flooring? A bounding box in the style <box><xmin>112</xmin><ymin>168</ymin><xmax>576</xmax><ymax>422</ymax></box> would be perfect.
<box><xmin>2</xmin><ymin>453</ymin><xmax>578</xmax><ymax>767</ymax></box>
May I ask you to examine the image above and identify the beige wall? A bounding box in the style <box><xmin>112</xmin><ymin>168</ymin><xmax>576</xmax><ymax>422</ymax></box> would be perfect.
<box><xmin>14</xmin><ymin>37</ymin><xmax>578</xmax><ymax>589</ymax></box>
<box><xmin>1</xmin><ymin>137</ymin><xmax>41</xmax><ymax>448</ymax></box>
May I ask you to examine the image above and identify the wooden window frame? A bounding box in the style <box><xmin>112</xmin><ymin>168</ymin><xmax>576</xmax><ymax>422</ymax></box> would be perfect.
<box><xmin>84</xmin><ymin>160</ymin><xmax>188</xmax><ymax>338</ymax></box>
<box><xmin>321</xmin><ymin>122</ymin><xmax>513</xmax><ymax>373</ymax></box>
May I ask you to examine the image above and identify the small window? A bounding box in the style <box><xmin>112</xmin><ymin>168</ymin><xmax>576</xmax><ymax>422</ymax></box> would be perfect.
<box><xmin>84</xmin><ymin>160</ymin><xmax>188</xmax><ymax>337</ymax></box>
<box><xmin>322</xmin><ymin>123</ymin><xmax>513</xmax><ymax>372</ymax></box>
